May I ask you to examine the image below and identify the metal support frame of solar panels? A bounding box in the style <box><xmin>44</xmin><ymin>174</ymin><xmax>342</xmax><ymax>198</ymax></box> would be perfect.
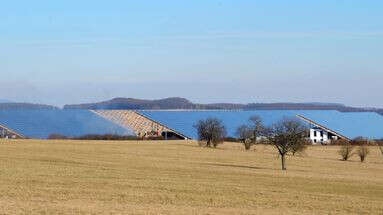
<box><xmin>296</xmin><ymin>114</ymin><xmax>351</xmax><ymax>141</ymax></box>
<box><xmin>134</xmin><ymin>111</ymin><xmax>191</xmax><ymax>140</ymax></box>
<box><xmin>0</xmin><ymin>123</ymin><xmax>25</xmax><ymax>139</ymax></box>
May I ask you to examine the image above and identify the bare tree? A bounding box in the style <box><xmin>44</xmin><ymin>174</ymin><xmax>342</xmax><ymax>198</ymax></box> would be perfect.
<box><xmin>357</xmin><ymin>145</ymin><xmax>369</xmax><ymax>162</ymax></box>
<box><xmin>236</xmin><ymin>125</ymin><xmax>253</xmax><ymax>150</ymax></box>
<box><xmin>249</xmin><ymin>116</ymin><xmax>265</xmax><ymax>144</ymax></box>
<box><xmin>265</xmin><ymin>118</ymin><xmax>308</xmax><ymax>170</ymax></box>
<box><xmin>194</xmin><ymin>118</ymin><xmax>227</xmax><ymax>148</ymax></box>
<box><xmin>338</xmin><ymin>144</ymin><xmax>354</xmax><ymax>161</ymax></box>
<box><xmin>236</xmin><ymin>115</ymin><xmax>266</xmax><ymax>150</ymax></box>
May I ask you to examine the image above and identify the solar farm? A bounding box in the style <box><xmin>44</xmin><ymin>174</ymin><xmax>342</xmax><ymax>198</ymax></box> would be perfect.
<box><xmin>0</xmin><ymin>109</ymin><xmax>383</xmax><ymax>214</ymax></box>
<box><xmin>0</xmin><ymin>109</ymin><xmax>133</xmax><ymax>139</ymax></box>
<box><xmin>139</xmin><ymin>110</ymin><xmax>383</xmax><ymax>140</ymax></box>
<box><xmin>1</xmin><ymin>109</ymin><xmax>383</xmax><ymax>140</ymax></box>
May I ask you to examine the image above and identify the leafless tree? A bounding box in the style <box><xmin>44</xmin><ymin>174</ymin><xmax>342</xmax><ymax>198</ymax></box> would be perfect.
<box><xmin>194</xmin><ymin>118</ymin><xmax>227</xmax><ymax>148</ymax></box>
<box><xmin>338</xmin><ymin>144</ymin><xmax>354</xmax><ymax>161</ymax></box>
<box><xmin>249</xmin><ymin>115</ymin><xmax>266</xmax><ymax>144</ymax></box>
<box><xmin>265</xmin><ymin>118</ymin><xmax>308</xmax><ymax>170</ymax></box>
<box><xmin>236</xmin><ymin>115</ymin><xmax>266</xmax><ymax>150</ymax></box>
<box><xmin>236</xmin><ymin>125</ymin><xmax>253</xmax><ymax>150</ymax></box>
<box><xmin>357</xmin><ymin>145</ymin><xmax>369</xmax><ymax>162</ymax></box>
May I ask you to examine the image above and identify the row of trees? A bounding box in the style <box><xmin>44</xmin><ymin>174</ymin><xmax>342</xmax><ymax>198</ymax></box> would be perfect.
<box><xmin>338</xmin><ymin>138</ymin><xmax>383</xmax><ymax>162</ymax></box>
<box><xmin>195</xmin><ymin>116</ymin><xmax>381</xmax><ymax>170</ymax></box>
<box><xmin>195</xmin><ymin>116</ymin><xmax>308</xmax><ymax>170</ymax></box>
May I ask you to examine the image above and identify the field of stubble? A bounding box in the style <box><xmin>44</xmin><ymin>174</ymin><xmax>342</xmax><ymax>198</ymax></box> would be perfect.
<box><xmin>0</xmin><ymin>139</ymin><xmax>382</xmax><ymax>214</ymax></box>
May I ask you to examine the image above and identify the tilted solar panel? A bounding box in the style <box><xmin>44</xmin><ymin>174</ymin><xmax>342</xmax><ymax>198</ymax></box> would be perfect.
<box><xmin>0</xmin><ymin>109</ymin><xmax>134</xmax><ymax>139</ymax></box>
<box><xmin>139</xmin><ymin>110</ymin><xmax>383</xmax><ymax>140</ymax></box>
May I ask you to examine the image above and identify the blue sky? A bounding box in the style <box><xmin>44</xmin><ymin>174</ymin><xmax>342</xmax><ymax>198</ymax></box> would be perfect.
<box><xmin>1</xmin><ymin>0</ymin><xmax>382</xmax><ymax>107</ymax></box>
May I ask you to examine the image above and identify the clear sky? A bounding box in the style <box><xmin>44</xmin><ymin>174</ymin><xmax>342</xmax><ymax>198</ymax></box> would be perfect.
<box><xmin>1</xmin><ymin>0</ymin><xmax>382</xmax><ymax>107</ymax></box>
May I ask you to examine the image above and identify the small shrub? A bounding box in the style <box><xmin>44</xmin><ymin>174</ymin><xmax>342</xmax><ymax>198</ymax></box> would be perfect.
<box><xmin>357</xmin><ymin>145</ymin><xmax>369</xmax><ymax>162</ymax></box>
<box><xmin>351</xmin><ymin>137</ymin><xmax>369</xmax><ymax>146</ymax></box>
<box><xmin>243</xmin><ymin>138</ymin><xmax>253</xmax><ymax>150</ymax></box>
<box><xmin>330</xmin><ymin>139</ymin><xmax>349</xmax><ymax>145</ymax></box>
<box><xmin>338</xmin><ymin>144</ymin><xmax>354</xmax><ymax>161</ymax></box>
<box><xmin>75</xmin><ymin>134</ymin><xmax>141</xmax><ymax>141</ymax></box>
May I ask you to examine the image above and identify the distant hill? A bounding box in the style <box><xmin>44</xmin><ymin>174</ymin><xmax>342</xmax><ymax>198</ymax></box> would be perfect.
<box><xmin>64</xmin><ymin>97</ymin><xmax>199</xmax><ymax>110</ymax></box>
<box><xmin>64</xmin><ymin>97</ymin><xmax>251</xmax><ymax>110</ymax></box>
<box><xmin>0</xmin><ymin>103</ymin><xmax>58</xmax><ymax>110</ymax></box>
<box><xmin>63</xmin><ymin>97</ymin><xmax>383</xmax><ymax>114</ymax></box>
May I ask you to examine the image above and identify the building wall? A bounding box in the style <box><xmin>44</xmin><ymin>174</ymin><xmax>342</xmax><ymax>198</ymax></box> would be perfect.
<box><xmin>310</xmin><ymin>128</ymin><xmax>328</xmax><ymax>144</ymax></box>
<box><xmin>309</xmin><ymin>128</ymin><xmax>339</xmax><ymax>144</ymax></box>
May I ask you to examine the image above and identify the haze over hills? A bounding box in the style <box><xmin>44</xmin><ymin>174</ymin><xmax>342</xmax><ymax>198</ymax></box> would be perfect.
<box><xmin>0</xmin><ymin>97</ymin><xmax>382</xmax><ymax>116</ymax></box>
<box><xmin>63</xmin><ymin>97</ymin><xmax>383</xmax><ymax>115</ymax></box>
<box><xmin>0</xmin><ymin>102</ymin><xmax>58</xmax><ymax>110</ymax></box>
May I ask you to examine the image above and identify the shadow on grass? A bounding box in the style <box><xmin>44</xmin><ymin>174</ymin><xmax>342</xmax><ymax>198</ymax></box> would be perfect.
<box><xmin>180</xmin><ymin>143</ymin><xmax>228</xmax><ymax>150</ymax></box>
<box><xmin>200</xmin><ymin>162</ymin><xmax>266</xmax><ymax>170</ymax></box>
<box><xmin>200</xmin><ymin>162</ymin><xmax>311</xmax><ymax>172</ymax></box>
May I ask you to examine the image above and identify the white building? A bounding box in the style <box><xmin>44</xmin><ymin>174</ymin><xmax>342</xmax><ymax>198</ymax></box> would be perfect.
<box><xmin>297</xmin><ymin>115</ymin><xmax>349</xmax><ymax>144</ymax></box>
<box><xmin>309</xmin><ymin>127</ymin><xmax>339</xmax><ymax>144</ymax></box>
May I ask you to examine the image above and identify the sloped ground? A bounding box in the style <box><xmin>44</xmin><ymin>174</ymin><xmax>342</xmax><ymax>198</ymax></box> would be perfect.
<box><xmin>0</xmin><ymin>140</ymin><xmax>382</xmax><ymax>214</ymax></box>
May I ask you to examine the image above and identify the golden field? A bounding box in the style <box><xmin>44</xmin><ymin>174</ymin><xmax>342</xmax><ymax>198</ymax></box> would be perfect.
<box><xmin>0</xmin><ymin>139</ymin><xmax>382</xmax><ymax>214</ymax></box>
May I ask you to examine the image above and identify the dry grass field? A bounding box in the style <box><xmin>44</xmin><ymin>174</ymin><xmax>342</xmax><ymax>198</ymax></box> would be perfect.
<box><xmin>0</xmin><ymin>139</ymin><xmax>382</xmax><ymax>214</ymax></box>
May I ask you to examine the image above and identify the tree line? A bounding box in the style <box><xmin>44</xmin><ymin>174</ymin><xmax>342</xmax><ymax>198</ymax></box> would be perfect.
<box><xmin>194</xmin><ymin>116</ymin><xmax>382</xmax><ymax>171</ymax></box>
<box><xmin>194</xmin><ymin>116</ymin><xmax>308</xmax><ymax>170</ymax></box>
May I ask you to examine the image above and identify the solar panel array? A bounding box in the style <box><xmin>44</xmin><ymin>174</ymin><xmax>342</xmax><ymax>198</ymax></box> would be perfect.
<box><xmin>139</xmin><ymin>110</ymin><xmax>383</xmax><ymax>140</ymax></box>
<box><xmin>0</xmin><ymin>109</ymin><xmax>134</xmax><ymax>139</ymax></box>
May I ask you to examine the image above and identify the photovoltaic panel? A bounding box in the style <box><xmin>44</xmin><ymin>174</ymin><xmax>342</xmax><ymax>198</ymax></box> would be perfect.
<box><xmin>0</xmin><ymin>109</ymin><xmax>134</xmax><ymax>139</ymax></box>
<box><xmin>139</xmin><ymin>110</ymin><xmax>383</xmax><ymax>140</ymax></box>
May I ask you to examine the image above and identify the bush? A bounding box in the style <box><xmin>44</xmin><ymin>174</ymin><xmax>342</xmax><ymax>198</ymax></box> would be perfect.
<box><xmin>338</xmin><ymin>144</ymin><xmax>354</xmax><ymax>161</ymax></box>
<box><xmin>243</xmin><ymin>139</ymin><xmax>253</xmax><ymax>150</ymax></box>
<box><xmin>330</xmin><ymin>139</ymin><xmax>350</xmax><ymax>145</ymax></box>
<box><xmin>48</xmin><ymin>134</ymin><xmax>142</xmax><ymax>141</ymax></box>
<box><xmin>351</xmin><ymin>137</ymin><xmax>369</xmax><ymax>146</ymax></box>
<box><xmin>357</xmin><ymin>145</ymin><xmax>369</xmax><ymax>162</ymax></box>
<box><xmin>75</xmin><ymin>134</ymin><xmax>141</xmax><ymax>141</ymax></box>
